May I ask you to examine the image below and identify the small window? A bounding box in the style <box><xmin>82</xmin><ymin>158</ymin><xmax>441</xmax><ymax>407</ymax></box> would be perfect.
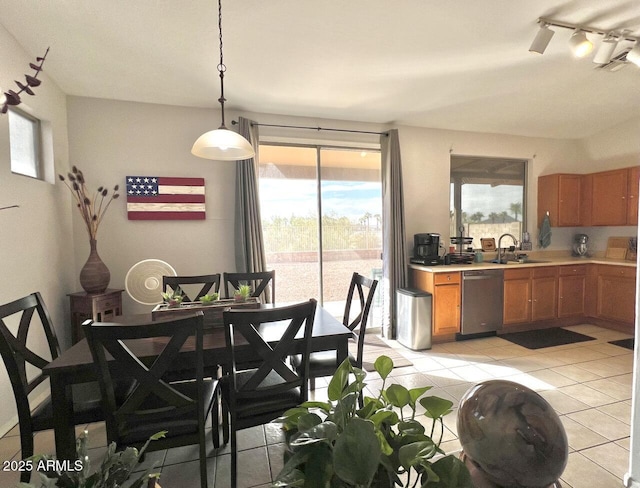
<box><xmin>8</xmin><ymin>108</ymin><xmax>42</xmax><ymax>179</ymax></box>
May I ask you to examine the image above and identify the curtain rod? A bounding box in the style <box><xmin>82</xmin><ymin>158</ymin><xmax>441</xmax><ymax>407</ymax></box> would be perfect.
<box><xmin>232</xmin><ymin>120</ymin><xmax>388</xmax><ymax>136</ymax></box>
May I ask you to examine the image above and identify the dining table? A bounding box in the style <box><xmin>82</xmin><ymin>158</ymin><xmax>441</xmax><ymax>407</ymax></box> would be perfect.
<box><xmin>42</xmin><ymin>304</ymin><xmax>352</xmax><ymax>460</ymax></box>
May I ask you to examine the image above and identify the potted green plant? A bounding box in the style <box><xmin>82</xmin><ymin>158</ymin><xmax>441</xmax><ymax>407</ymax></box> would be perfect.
<box><xmin>199</xmin><ymin>292</ymin><xmax>219</xmax><ymax>305</ymax></box>
<box><xmin>18</xmin><ymin>430</ymin><xmax>164</xmax><ymax>488</ymax></box>
<box><xmin>273</xmin><ymin>356</ymin><xmax>471</xmax><ymax>488</ymax></box>
<box><xmin>161</xmin><ymin>290</ymin><xmax>183</xmax><ymax>308</ymax></box>
<box><xmin>234</xmin><ymin>284</ymin><xmax>251</xmax><ymax>302</ymax></box>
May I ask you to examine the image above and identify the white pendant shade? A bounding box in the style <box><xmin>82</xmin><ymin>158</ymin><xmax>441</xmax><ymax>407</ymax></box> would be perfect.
<box><xmin>191</xmin><ymin>128</ymin><xmax>255</xmax><ymax>161</ymax></box>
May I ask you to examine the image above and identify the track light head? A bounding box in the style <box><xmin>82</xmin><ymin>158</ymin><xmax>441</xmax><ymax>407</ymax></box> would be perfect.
<box><xmin>529</xmin><ymin>23</ymin><xmax>555</xmax><ymax>54</ymax></box>
<box><xmin>593</xmin><ymin>33</ymin><xmax>619</xmax><ymax>64</ymax></box>
<box><xmin>627</xmin><ymin>42</ymin><xmax>640</xmax><ymax>67</ymax></box>
<box><xmin>569</xmin><ymin>30</ymin><xmax>593</xmax><ymax>57</ymax></box>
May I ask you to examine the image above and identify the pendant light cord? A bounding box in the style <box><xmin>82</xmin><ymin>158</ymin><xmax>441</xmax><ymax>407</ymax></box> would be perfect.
<box><xmin>217</xmin><ymin>0</ymin><xmax>228</xmax><ymax>129</ymax></box>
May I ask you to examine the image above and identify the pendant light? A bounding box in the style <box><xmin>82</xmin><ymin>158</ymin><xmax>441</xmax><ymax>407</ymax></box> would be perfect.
<box><xmin>192</xmin><ymin>0</ymin><xmax>255</xmax><ymax>161</ymax></box>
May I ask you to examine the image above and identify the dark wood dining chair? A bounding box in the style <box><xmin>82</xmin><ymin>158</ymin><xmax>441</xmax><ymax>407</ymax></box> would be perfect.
<box><xmin>223</xmin><ymin>270</ymin><xmax>275</xmax><ymax>303</ymax></box>
<box><xmin>163</xmin><ymin>273</ymin><xmax>221</xmax><ymax>302</ymax></box>
<box><xmin>295</xmin><ymin>272</ymin><xmax>378</xmax><ymax>391</ymax></box>
<box><xmin>219</xmin><ymin>299</ymin><xmax>317</xmax><ymax>488</ymax></box>
<box><xmin>0</xmin><ymin>292</ymin><xmax>106</xmax><ymax>483</ymax></box>
<box><xmin>83</xmin><ymin>312</ymin><xmax>216</xmax><ymax>488</ymax></box>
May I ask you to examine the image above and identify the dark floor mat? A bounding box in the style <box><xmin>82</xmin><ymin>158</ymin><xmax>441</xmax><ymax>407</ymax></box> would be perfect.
<box><xmin>609</xmin><ymin>338</ymin><xmax>634</xmax><ymax>350</ymax></box>
<box><xmin>500</xmin><ymin>328</ymin><xmax>595</xmax><ymax>350</ymax></box>
<box><xmin>359</xmin><ymin>334</ymin><xmax>413</xmax><ymax>371</ymax></box>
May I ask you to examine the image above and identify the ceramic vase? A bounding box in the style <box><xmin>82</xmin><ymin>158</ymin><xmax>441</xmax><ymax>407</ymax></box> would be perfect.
<box><xmin>79</xmin><ymin>238</ymin><xmax>110</xmax><ymax>294</ymax></box>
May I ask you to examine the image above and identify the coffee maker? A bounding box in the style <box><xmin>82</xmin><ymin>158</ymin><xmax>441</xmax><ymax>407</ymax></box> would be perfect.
<box><xmin>410</xmin><ymin>233</ymin><xmax>441</xmax><ymax>265</ymax></box>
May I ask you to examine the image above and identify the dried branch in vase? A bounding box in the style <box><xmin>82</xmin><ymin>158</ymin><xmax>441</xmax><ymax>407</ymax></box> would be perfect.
<box><xmin>1</xmin><ymin>47</ymin><xmax>50</xmax><ymax>114</ymax></box>
<box><xmin>58</xmin><ymin>166</ymin><xmax>120</xmax><ymax>240</ymax></box>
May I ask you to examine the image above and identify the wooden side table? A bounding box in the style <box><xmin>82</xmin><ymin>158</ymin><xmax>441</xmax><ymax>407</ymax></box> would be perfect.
<box><xmin>68</xmin><ymin>288</ymin><xmax>124</xmax><ymax>343</ymax></box>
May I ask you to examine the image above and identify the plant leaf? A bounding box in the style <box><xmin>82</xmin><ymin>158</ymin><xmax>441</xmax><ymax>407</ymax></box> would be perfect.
<box><xmin>327</xmin><ymin>358</ymin><xmax>351</xmax><ymax>401</ymax></box>
<box><xmin>15</xmin><ymin>81</ymin><xmax>35</xmax><ymax>95</ymax></box>
<box><xmin>398</xmin><ymin>419</ymin><xmax>425</xmax><ymax>436</ymax></box>
<box><xmin>423</xmin><ymin>454</ymin><xmax>473</xmax><ymax>487</ymax></box>
<box><xmin>25</xmin><ymin>75</ymin><xmax>41</xmax><ymax>87</ymax></box>
<box><xmin>409</xmin><ymin>385</ymin><xmax>432</xmax><ymax>405</ymax></box>
<box><xmin>297</xmin><ymin>412</ymin><xmax>323</xmax><ymax>432</ymax></box>
<box><xmin>420</xmin><ymin>396</ymin><xmax>454</xmax><ymax>419</ymax></box>
<box><xmin>398</xmin><ymin>440</ymin><xmax>438</xmax><ymax>470</ymax></box>
<box><xmin>5</xmin><ymin>90</ymin><xmax>20</xmax><ymax>105</ymax></box>
<box><xmin>374</xmin><ymin>355</ymin><xmax>394</xmax><ymax>379</ymax></box>
<box><xmin>386</xmin><ymin>383</ymin><xmax>410</xmax><ymax>408</ymax></box>
<box><xmin>333</xmin><ymin>418</ymin><xmax>381</xmax><ymax>485</ymax></box>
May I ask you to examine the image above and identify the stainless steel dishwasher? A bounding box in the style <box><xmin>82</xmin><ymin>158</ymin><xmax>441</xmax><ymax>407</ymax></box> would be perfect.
<box><xmin>460</xmin><ymin>269</ymin><xmax>504</xmax><ymax>337</ymax></box>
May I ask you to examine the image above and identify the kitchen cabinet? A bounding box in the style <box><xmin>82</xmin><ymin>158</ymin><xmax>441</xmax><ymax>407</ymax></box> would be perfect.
<box><xmin>558</xmin><ymin>265</ymin><xmax>587</xmax><ymax>318</ymax></box>
<box><xmin>539</xmin><ymin>166</ymin><xmax>640</xmax><ymax>228</ymax></box>
<box><xmin>590</xmin><ymin>168</ymin><xmax>629</xmax><ymax>226</ymax></box>
<box><xmin>628</xmin><ymin>166</ymin><xmax>640</xmax><ymax>225</ymax></box>
<box><xmin>596</xmin><ymin>265</ymin><xmax>636</xmax><ymax>325</ymax></box>
<box><xmin>503</xmin><ymin>267</ymin><xmax>557</xmax><ymax>325</ymax></box>
<box><xmin>410</xmin><ymin>269</ymin><xmax>461</xmax><ymax>337</ymax></box>
<box><xmin>537</xmin><ymin>174</ymin><xmax>583</xmax><ymax>228</ymax></box>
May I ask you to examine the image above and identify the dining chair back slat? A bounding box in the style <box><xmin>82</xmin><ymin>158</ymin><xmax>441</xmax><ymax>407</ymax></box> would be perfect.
<box><xmin>223</xmin><ymin>270</ymin><xmax>275</xmax><ymax>303</ymax></box>
<box><xmin>163</xmin><ymin>274</ymin><xmax>221</xmax><ymax>302</ymax></box>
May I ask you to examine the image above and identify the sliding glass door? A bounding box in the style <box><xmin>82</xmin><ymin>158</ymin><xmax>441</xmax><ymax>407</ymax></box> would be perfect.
<box><xmin>258</xmin><ymin>144</ymin><xmax>382</xmax><ymax>323</ymax></box>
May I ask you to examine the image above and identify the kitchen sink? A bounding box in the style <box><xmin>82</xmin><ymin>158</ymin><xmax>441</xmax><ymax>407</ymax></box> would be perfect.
<box><xmin>505</xmin><ymin>259</ymin><xmax>551</xmax><ymax>265</ymax></box>
<box><xmin>490</xmin><ymin>259</ymin><xmax>551</xmax><ymax>265</ymax></box>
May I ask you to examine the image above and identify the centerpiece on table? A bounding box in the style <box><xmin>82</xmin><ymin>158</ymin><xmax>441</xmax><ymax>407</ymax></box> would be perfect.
<box><xmin>59</xmin><ymin>166</ymin><xmax>119</xmax><ymax>294</ymax></box>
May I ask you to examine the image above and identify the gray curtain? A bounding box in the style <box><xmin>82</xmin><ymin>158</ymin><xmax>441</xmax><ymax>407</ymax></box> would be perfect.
<box><xmin>381</xmin><ymin>129</ymin><xmax>407</xmax><ymax>338</ymax></box>
<box><xmin>235</xmin><ymin>117</ymin><xmax>268</xmax><ymax>279</ymax></box>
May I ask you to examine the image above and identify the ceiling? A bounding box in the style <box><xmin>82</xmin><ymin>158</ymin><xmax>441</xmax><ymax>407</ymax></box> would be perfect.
<box><xmin>1</xmin><ymin>0</ymin><xmax>639</xmax><ymax>140</ymax></box>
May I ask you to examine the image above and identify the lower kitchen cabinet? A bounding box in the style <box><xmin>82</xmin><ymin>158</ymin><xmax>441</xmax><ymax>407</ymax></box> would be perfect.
<box><xmin>596</xmin><ymin>265</ymin><xmax>636</xmax><ymax>325</ymax></box>
<box><xmin>558</xmin><ymin>265</ymin><xmax>587</xmax><ymax>317</ymax></box>
<box><xmin>410</xmin><ymin>269</ymin><xmax>461</xmax><ymax>338</ymax></box>
<box><xmin>503</xmin><ymin>269</ymin><xmax>531</xmax><ymax>325</ymax></box>
<box><xmin>503</xmin><ymin>267</ymin><xmax>557</xmax><ymax>325</ymax></box>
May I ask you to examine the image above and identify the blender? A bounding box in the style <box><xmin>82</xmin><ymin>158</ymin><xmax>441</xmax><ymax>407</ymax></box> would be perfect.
<box><xmin>573</xmin><ymin>234</ymin><xmax>589</xmax><ymax>257</ymax></box>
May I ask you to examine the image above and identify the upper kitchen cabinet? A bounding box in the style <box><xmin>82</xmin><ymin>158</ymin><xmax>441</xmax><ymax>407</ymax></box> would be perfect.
<box><xmin>627</xmin><ymin>166</ymin><xmax>640</xmax><ymax>225</ymax></box>
<box><xmin>537</xmin><ymin>174</ymin><xmax>583</xmax><ymax>227</ymax></box>
<box><xmin>538</xmin><ymin>166</ymin><xmax>640</xmax><ymax>227</ymax></box>
<box><xmin>590</xmin><ymin>168</ymin><xmax>629</xmax><ymax>226</ymax></box>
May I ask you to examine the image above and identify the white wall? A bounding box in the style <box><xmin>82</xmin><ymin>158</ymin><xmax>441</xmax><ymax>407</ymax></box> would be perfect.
<box><xmin>397</xmin><ymin>125</ymin><xmax>583</xmax><ymax>253</ymax></box>
<box><xmin>0</xmin><ymin>24</ymin><xmax>75</xmax><ymax>435</ymax></box>
<box><xmin>66</xmin><ymin>97</ymin><xmax>241</xmax><ymax>315</ymax></box>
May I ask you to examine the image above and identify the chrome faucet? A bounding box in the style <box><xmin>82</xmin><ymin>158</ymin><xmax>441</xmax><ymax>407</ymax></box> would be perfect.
<box><xmin>497</xmin><ymin>233</ymin><xmax>518</xmax><ymax>263</ymax></box>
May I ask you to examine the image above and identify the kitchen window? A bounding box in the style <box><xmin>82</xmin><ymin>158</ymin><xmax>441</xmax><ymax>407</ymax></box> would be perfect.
<box><xmin>450</xmin><ymin>156</ymin><xmax>527</xmax><ymax>249</ymax></box>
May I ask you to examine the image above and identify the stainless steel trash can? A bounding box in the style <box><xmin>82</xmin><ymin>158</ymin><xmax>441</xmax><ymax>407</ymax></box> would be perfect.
<box><xmin>396</xmin><ymin>288</ymin><xmax>432</xmax><ymax>350</ymax></box>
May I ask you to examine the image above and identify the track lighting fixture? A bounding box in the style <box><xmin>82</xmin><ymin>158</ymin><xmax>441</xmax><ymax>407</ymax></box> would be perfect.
<box><xmin>569</xmin><ymin>30</ymin><xmax>593</xmax><ymax>57</ymax></box>
<box><xmin>593</xmin><ymin>33</ymin><xmax>619</xmax><ymax>64</ymax></box>
<box><xmin>529</xmin><ymin>23</ymin><xmax>555</xmax><ymax>54</ymax></box>
<box><xmin>628</xmin><ymin>42</ymin><xmax>640</xmax><ymax>67</ymax></box>
<box><xmin>529</xmin><ymin>17</ymin><xmax>640</xmax><ymax>68</ymax></box>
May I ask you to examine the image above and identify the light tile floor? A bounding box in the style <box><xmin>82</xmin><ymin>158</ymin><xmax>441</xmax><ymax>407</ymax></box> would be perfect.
<box><xmin>0</xmin><ymin>324</ymin><xmax>632</xmax><ymax>488</ymax></box>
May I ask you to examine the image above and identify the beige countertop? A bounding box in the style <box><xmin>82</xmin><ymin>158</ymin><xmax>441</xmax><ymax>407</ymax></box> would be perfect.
<box><xmin>409</xmin><ymin>253</ymin><xmax>637</xmax><ymax>273</ymax></box>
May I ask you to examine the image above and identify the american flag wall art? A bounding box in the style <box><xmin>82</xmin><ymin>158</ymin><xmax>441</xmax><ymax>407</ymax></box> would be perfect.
<box><xmin>126</xmin><ymin>176</ymin><xmax>206</xmax><ymax>220</ymax></box>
